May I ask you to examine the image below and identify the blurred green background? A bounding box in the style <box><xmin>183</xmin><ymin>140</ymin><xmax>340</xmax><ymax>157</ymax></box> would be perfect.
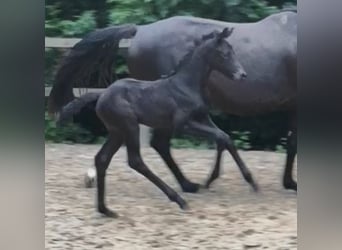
<box><xmin>45</xmin><ymin>0</ymin><xmax>296</xmax><ymax>151</ymax></box>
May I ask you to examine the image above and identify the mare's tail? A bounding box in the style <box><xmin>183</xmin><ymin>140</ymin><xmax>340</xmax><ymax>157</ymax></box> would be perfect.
<box><xmin>48</xmin><ymin>24</ymin><xmax>137</xmax><ymax>115</ymax></box>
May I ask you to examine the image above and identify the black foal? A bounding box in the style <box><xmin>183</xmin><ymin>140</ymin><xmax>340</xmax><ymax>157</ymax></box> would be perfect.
<box><xmin>60</xmin><ymin>28</ymin><xmax>257</xmax><ymax>217</ymax></box>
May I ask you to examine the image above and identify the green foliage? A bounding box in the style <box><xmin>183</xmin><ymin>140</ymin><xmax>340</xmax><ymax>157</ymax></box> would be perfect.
<box><xmin>171</xmin><ymin>136</ymin><xmax>214</xmax><ymax>149</ymax></box>
<box><xmin>46</xmin><ymin>4</ymin><xmax>96</xmax><ymax>37</ymax></box>
<box><xmin>58</xmin><ymin>11</ymin><xmax>96</xmax><ymax>37</ymax></box>
<box><xmin>230</xmin><ymin>131</ymin><xmax>251</xmax><ymax>150</ymax></box>
<box><xmin>211</xmin><ymin>111</ymin><xmax>288</xmax><ymax>151</ymax></box>
<box><xmin>107</xmin><ymin>0</ymin><xmax>280</xmax><ymax>25</ymax></box>
<box><xmin>45</xmin><ymin>48</ymin><xmax>63</xmax><ymax>86</ymax></box>
<box><xmin>45</xmin><ymin>0</ymin><xmax>296</xmax><ymax>35</ymax></box>
<box><xmin>45</xmin><ymin>113</ymin><xmax>103</xmax><ymax>143</ymax></box>
<box><xmin>275</xmin><ymin>144</ymin><xmax>286</xmax><ymax>153</ymax></box>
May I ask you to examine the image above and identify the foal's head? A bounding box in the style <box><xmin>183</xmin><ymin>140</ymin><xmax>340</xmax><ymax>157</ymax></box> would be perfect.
<box><xmin>198</xmin><ymin>28</ymin><xmax>247</xmax><ymax>81</ymax></box>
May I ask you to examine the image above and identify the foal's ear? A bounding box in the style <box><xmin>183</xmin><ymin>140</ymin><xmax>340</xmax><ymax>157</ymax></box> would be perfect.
<box><xmin>202</xmin><ymin>31</ymin><xmax>216</xmax><ymax>41</ymax></box>
<box><xmin>219</xmin><ymin>27</ymin><xmax>234</xmax><ymax>40</ymax></box>
<box><xmin>194</xmin><ymin>38</ymin><xmax>201</xmax><ymax>46</ymax></box>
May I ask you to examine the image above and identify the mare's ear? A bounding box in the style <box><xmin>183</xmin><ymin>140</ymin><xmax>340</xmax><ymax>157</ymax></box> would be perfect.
<box><xmin>218</xmin><ymin>27</ymin><xmax>234</xmax><ymax>40</ymax></box>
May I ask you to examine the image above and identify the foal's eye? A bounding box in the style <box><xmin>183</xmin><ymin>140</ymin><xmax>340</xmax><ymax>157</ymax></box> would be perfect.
<box><xmin>219</xmin><ymin>53</ymin><xmax>228</xmax><ymax>59</ymax></box>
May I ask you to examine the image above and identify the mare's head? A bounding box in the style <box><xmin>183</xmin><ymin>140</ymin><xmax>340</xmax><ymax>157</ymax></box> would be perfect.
<box><xmin>198</xmin><ymin>27</ymin><xmax>247</xmax><ymax>81</ymax></box>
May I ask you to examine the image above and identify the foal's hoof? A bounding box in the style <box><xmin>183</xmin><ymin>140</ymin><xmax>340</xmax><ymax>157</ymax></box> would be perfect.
<box><xmin>99</xmin><ymin>207</ymin><xmax>119</xmax><ymax>218</ymax></box>
<box><xmin>251</xmin><ymin>181</ymin><xmax>259</xmax><ymax>192</ymax></box>
<box><xmin>283</xmin><ymin>180</ymin><xmax>297</xmax><ymax>192</ymax></box>
<box><xmin>177</xmin><ymin>197</ymin><xmax>189</xmax><ymax>210</ymax></box>
<box><xmin>84</xmin><ymin>175</ymin><xmax>95</xmax><ymax>188</ymax></box>
<box><xmin>180</xmin><ymin>202</ymin><xmax>190</xmax><ymax>211</ymax></box>
<box><xmin>84</xmin><ymin>169</ymin><xmax>96</xmax><ymax>188</ymax></box>
<box><xmin>181</xmin><ymin>181</ymin><xmax>202</xmax><ymax>193</ymax></box>
<box><xmin>204</xmin><ymin>179</ymin><xmax>215</xmax><ymax>189</ymax></box>
<box><xmin>244</xmin><ymin>172</ymin><xmax>259</xmax><ymax>192</ymax></box>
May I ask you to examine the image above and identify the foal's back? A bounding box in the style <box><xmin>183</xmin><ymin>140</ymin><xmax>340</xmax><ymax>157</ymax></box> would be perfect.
<box><xmin>96</xmin><ymin>77</ymin><xmax>179</xmax><ymax>129</ymax></box>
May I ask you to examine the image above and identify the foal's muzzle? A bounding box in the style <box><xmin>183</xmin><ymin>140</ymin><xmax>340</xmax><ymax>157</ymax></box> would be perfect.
<box><xmin>233</xmin><ymin>70</ymin><xmax>247</xmax><ymax>81</ymax></box>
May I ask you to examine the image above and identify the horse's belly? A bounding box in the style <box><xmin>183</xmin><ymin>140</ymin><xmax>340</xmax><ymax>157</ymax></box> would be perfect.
<box><xmin>134</xmin><ymin>96</ymin><xmax>174</xmax><ymax>128</ymax></box>
<box><xmin>207</xmin><ymin>73</ymin><xmax>296</xmax><ymax>116</ymax></box>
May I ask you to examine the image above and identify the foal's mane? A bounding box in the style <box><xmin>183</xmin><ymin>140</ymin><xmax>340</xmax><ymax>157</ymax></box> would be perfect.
<box><xmin>160</xmin><ymin>31</ymin><xmax>218</xmax><ymax>79</ymax></box>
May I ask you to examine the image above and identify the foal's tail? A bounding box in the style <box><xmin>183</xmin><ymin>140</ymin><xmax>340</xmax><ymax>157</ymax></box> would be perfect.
<box><xmin>48</xmin><ymin>24</ymin><xmax>137</xmax><ymax>115</ymax></box>
<box><xmin>57</xmin><ymin>92</ymin><xmax>102</xmax><ymax>126</ymax></box>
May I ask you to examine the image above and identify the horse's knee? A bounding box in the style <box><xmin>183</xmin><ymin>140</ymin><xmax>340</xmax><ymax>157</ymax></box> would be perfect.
<box><xmin>95</xmin><ymin>153</ymin><xmax>110</xmax><ymax>170</ymax></box>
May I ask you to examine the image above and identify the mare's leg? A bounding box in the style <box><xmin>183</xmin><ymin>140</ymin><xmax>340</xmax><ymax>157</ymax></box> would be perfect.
<box><xmin>95</xmin><ymin>132</ymin><xmax>123</xmax><ymax>217</ymax></box>
<box><xmin>150</xmin><ymin>129</ymin><xmax>201</xmax><ymax>193</ymax></box>
<box><xmin>181</xmin><ymin>117</ymin><xmax>258</xmax><ymax>191</ymax></box>
<box><xmin>125</xmin><ymin>123</ymin><xmax>188</xmax><ymax>209</ymax></box>
<box><xmin>283</xmin><ymin>128</ymin><xmax>297</xmax><ymax>191</ymax></box>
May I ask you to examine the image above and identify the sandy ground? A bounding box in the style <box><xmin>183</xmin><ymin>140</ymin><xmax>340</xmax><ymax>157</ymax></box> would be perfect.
<box><xmin>45</xmin><ymin>143</ymin><xmax>297</xmax><ymax>250</ymax></box>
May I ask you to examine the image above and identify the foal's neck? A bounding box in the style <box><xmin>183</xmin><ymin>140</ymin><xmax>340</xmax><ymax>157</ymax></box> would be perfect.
<box><xmin>174</xmin><ymin>50</ymin><xmax>211</xmax><ymax>97</ymax></box>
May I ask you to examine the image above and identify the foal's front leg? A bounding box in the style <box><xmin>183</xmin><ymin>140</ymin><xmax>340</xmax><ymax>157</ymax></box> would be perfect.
<box><xmin>181</xmin><ymin>118</ymin><xmax>259</xmax><ymax>192</ymax></box>
<box><xmin>125</xmin><ymin>123</ymin><xmax>188</xmax><ymax>210</ymax></box>
<box><xmin>95</xmin><ymin>132</ymin><xmax>123</xmax><ymax>217</ymax></box>
<box><xmin>150</xmin><ymin>129</ymin><xmax>201</xmax><ymax>193</ymax></box>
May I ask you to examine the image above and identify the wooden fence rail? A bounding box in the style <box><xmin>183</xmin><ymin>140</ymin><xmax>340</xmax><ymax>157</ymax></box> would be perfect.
<box><xmin>45</xmin><ymin>37</ymin><xmax>150</xmax><ymax>145</ymax></box>
<box><xmin>45</xmin><ymin>37</ymin><xmax>131</xmax><ymax>48</ymax></box>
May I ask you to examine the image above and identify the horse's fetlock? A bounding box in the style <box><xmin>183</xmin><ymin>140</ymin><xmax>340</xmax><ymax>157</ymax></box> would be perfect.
<box><xmin>244</xmin><ymin>171</ymin><xmax>253</xmax><ymax>183</ymax></box>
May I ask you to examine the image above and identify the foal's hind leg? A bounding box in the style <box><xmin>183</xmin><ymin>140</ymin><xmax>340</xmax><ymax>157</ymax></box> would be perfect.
<box><xmin>95</xmin><ymin>132</ymin><xmax>123</xmax><ymax>217</ymax></box>
<box><xmin>151</xmin><ymin>129</ymin><xmax>201</xmax><ymax>193</ymax></box>
<box><xmin>182</xmin><ymin>118</ymin><xmax>258</xmax><ymax>192</ymax></box>
<box><xmin>125</xmin><ymin>123</ymin><xmax>188</xmax><ymax>209</ymax></box>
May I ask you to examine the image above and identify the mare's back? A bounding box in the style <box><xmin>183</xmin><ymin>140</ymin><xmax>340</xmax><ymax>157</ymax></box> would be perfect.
<box><xmin>129</xmin><ymin>12</ymin><xmax>297</xmax><ymax>82</ymax></box>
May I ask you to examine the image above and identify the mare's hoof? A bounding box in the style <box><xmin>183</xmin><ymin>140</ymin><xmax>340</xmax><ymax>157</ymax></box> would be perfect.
<box><xmin>99</xmin><ymin>207</ymin><xmax>119</xmax><ymax>218</ymax></box>
<box><xmin>283</xmin><ymin>180</ymin><xmax>297</xmax><ymax>192</ymax></box>
<box><xmin>181</xmin><ymin>181</ymin><xmax>202</xmax><ymax>193</ymax></box>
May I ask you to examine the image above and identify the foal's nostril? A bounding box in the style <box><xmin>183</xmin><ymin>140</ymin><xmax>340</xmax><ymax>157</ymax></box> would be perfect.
<box><xmin>241</xmin><ymin>72</ymin><xmax>247</xmax><ymax>79</ymax></box>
